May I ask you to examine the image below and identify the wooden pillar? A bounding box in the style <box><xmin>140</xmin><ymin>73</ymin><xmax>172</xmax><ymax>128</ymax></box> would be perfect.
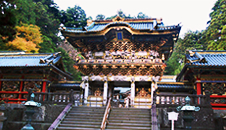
<box><xmin>196</xmin><ymin>77</ymin><xmax>201</xmax><ymax>95</ymax></box>
<box><xmin>0</xmin><ymin>76</ymin><xmax>2</xmax><ymax>90</ymax></box>
<box><xmin>42</xmin><ymin>78</ymin><xmax>47</xmax><ymax>101</ymax></box>
<box><xmin>42</xmin><ymin>81</ymin><xmax>47</xmax><ymax>93</ymax></box>
<box><xmin>18</xmin><ymin>76</ymin><xmax>24</xmax><ymax>102</ymax></box>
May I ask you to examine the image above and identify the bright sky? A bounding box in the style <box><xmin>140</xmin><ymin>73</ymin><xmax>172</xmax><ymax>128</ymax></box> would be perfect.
<box><xmin>54</xmin><ymin>0</ymin><xmax>217</xmax><ymax>37</ymax></box>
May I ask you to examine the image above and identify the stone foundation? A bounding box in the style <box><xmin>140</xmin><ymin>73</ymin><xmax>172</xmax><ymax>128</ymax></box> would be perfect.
<box><xmin>157</xmin><ymin>107</ymin><xmax>215</xmax><ymax>130</ymax></box>
<box><xmin>1</xmin><ymin>104</ymin><xmax>66</xmax><ymax>130</ymax></box>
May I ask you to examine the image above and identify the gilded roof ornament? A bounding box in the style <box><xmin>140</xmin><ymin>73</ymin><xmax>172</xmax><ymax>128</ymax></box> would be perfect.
<box><xmin>112</xmin><ymin>16</ymin><xmax>125</xmax><ymax>22</ymax></box>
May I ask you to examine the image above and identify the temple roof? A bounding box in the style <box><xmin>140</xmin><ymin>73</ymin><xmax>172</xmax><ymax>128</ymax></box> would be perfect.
<box><xmin>185</xmin><ymin>51</ymin><xmax>226</xmax><ymax>67</ymax></box>
<box><xmin>0</xmin><ymin>52</ymin><xmax>61</xmax><ymax>67</ymax></box>
<box><xmin>176</xmin><ymin>50</ymin><xmax>226</xmax><ymax>81</ymax></box>
<box><xmin>0</xmin><ymin>52</ymin><xmax>73</xmax><ymax>79</ymax></box>
<box><xmin>65</xmin><ymin>22</ymin><xmax>158</xmax><ymax>33</ymax></box>
<box><xmin>60</xmin><ymin>17</ymin><xmax>181</xmax><ymax>35</ymax></box>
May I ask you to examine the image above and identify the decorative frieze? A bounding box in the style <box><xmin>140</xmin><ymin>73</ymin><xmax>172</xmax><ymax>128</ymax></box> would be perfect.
<box><xmin>202</xmin><ymin>83</ymin><xmax>226</xmax><ymax>95</ymax></box>
<box><xmin>83</xmin><ymin>76</ymin><xmax>160</xmax><ymax>82</ymax></box>
<box><xmin>23</xmin><ymin>81</ymin><xmax>42</xmax><ymax>92</ymax></box>
<box><xmin>2</xmin><ymin>81</ymin><xmax>20</xmax><ymax>91</ymax></box>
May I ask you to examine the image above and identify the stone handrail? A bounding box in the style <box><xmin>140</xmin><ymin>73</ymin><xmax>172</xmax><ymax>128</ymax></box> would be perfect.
<box><xmin>153</xmin><ymin>92</ymin><xmax>211</xmax><ymax>107</ymax></box>
<box><xmin>28</xmin><ymin>90</ymin><xmax>75</xmax><ymax>105</ymax></box>
<box><xmin>48</xmin><ymin>103</ymin><xmax>72</xmax><ymax>130</ymax></box>
<box><xmin>101</xmin><ymin>98</ymin><xmax>111</xmax><ymax>130</ymax></box>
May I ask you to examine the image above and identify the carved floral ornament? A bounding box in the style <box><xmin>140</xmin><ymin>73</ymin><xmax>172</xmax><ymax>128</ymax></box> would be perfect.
<box><xmin>94</xmin><ymin>88</ymin><xmax>102</xmax><ymax>96</ymax></box>
<box><xmin>84</xmin><ymin>75</ymin><xmax>161</xmax><ymax>82</ymax></box>
<box><xmin>79</xmin><ymin>64</ymin><xmax>165</xmax><ymax>77</ymax></box>
<box><xmin>202</xmin><ymin>82</ymin><xmax>226</xmax><ymax>95</ymax></box>
<box><xmin>136</xmin><ymin>88</ymin><xmax>151</xmax><ymax>98</ymax></box>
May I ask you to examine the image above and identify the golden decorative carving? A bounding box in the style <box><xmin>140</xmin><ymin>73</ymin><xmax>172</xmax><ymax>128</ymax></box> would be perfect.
<box><xmin>94</xmin><ymin>88</ymin><xmax>102</xmax><ymax>96</ymax></box>
<box><xmin>112</xmin><ymin>16</ymin><xmax>125</xmax><ymax>22</ymax></box>
<box><xmin>137</xmin><ymin>88</ymin><xmax>151</xmax><ymax>97</ymax></box>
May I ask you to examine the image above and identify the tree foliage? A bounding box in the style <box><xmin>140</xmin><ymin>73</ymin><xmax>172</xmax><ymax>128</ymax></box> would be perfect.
<box><xmin>96</xmin><ymin>14</ymin><xmax>105</xmax><ymax>20</ymax></box>
<box><xmin>137</xmin><ymin>12</ymin><xmax>148</xmax><ymax>19</ymax></box>
<box><xmin>6</xmin><ymin>23</ymin><xmax>42</xmax><ymax>53</ymax></box>
<box><xmin>205</xmin><ymin>0</ymin><xmax>226</xmax><ymax>50</ymax></box>
<box><xmin>33</xmin><ymin>1</ymin><xmax>60</xmax><ymax>53</ymax></box>
<box><xmin>106</xmin><ymin>10</ymin><xmax>135</xmax><ymax>20</ymax></box>
<box><xmin>0</xmin><ymin>0</ymin><xmax>17</xmax><ymax>46</ymax></box>
<box><xmin>166</xmin><ymin>0</ymin><xmax>225</xmax><ymax>75</ymax></box>
<box><xmin>60</xmin><ymin>5</ymin><xmax>87</xmax><ymax>28</ymax></box>
<box><xmin>15</xmin><ymin>0</ymin><xmax>36</xmax><ymax>25</ymax></box>
<box><xmin>56</xmin><ymin>47</ymin><xmax>82</xmax><ymax>80</ymax></box>
<box><xmin>165</xmin><ymin>31</ymin><xmax>207</xmax><ymax>75</ymax></box>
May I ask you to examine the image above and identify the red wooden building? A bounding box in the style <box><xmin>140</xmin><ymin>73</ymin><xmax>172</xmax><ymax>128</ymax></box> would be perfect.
<box><xmin>0</xmin><ymin>51</ymin><xmax>73</xmax><ymax>103</ymax></box>
<box><xmin>177</xmin><ymin>50</ymin><xmax>226</xmax><ymax>110</ymax></box>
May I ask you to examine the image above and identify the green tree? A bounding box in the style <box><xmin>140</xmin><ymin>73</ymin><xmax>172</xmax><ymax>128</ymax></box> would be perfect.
<box><xmin>33</xmin><ymin>1</ymin><xmax>60</xmax><ymax>53</ymax></box>
<box><xmin>137</xmin><ymin>12</ymin><xmax>148</xmax><ymax>19</ymax></box>
<box><xmin>15</xmin><ymin>0</ymin><xmax>36</xmax><ymax>25</ymax></box>
<box><xmin>105</xmin><ymin>10</ymin><xmax>134</xmax><ymax>20</ymax></box>
<box><xmin>60</xmin><ymin>5</ymin><xmax>87</xmax><ymax>28</ymax></box>
<box><xmin>56</xmin><ymin>47</ymin><xmax>82</xmax><ymax>80</ymax></box>
<box><xmin>205</xmin><ymin>0</ymin><xmax>226</xmax><ymax>50</ymax></box>
<box><xmin>96</xmin><ymin>14</ymin><xmax>105</xmax><ymax>20</ymax></box>
<box><xmin>118</xmin><ymin>10</ymin><xmax>126</xmax><ymax>18</ymax></box>
<box><xmin>0</xmin><ymin>0</ymin><xmax>17</xmax><ymax>48</ymax></box>
<box><xmin>165</xmin><ymin>30</ymin><xmax>207</xmax><ymax>75</ymax></box>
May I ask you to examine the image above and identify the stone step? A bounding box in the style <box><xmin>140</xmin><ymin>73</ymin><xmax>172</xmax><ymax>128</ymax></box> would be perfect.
<box><xmin>64</xmin><ymin>117</ymin><xmax>103</xmax><ymax>122</ymax></box>
<box><xmin>109</xmin><ymin>116</ymin><xmax>151</xmax><ymax>121</ymax></box>
<box><xmin>109</xmin><ymin>114</ymin><xmax>150</xmax><ymax>118</ymax></box>
<box><xmin>61</xmin><ymin>121</ymin><xmax>101</xmax><ymax>125</ymax></box>
<box><xmin>111</xmin><ymin>109</ymin><xmax>150</xmax><ymax>112</ymax></box>
<box><xmin>71</xmin><ymin>106</ymin><xmax>105</xmax><ymax>110</ymax></box>
<box><xmin>108</xmin><ymin>119</ymin><xmax>151</xmax><ymax>124</ymax></box>
<box><xmin>66</xmin><ymin>115</ymin><xmax>103</xmax><ymax>119</ymax></box>
<box><xmin>57</xmin><ymin>126</ymin><xmax>100</xmax><ymax>130</ymax></box>
<box><xmin>70</xmin><ymin>109</ymin><xmax>105</xmax><ymax>113</ymax></box>
<box><xmin>107</xmin><ymin>122</ymin><xmax>151</xmax><ymax>127</ymax></box>
<box><xmin>111</xmin><ymin>111</ymin><xmax>150</xmax><ymax>114</ymax></box>
<box><xmin>69</xmin><ymin>110</ymin><xmax>104</xmax><ymax>113</ymax></box>
<box><xmin>106</xmin><ymin>125</ymin><xmax>151</xmax><ymax>130</ymax></box>
<box><xmin>59</xmin><ymin>124</ymin><xmax>100</xmax><ymax>128</ymax></box>
<box><xmin>112</xmin><ymin>108</ymin><xmax>150</xmax><ymax>111</ymax></box>
<box><xmin>68</xmin><ymin>112</ymin><xmax>104</xmax><ymax>116</ymax></box>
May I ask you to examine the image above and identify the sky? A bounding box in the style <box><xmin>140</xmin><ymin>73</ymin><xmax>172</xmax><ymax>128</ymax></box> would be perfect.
<box><xmin>54</xmin><ymin>0</ymin><xmax>217</xmax><ymax>37</ymax></box>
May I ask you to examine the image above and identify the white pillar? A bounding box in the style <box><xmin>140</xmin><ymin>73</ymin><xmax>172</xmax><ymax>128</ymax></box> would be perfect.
<box><xmin>84</xmin><ymin>81</ymin><xmax>89</xmax><ymax>104</ymax></box>
<box><xmin>151</xmin><ymin>81</ymin><xmax>155</xmax><ymax>105</ymax></box>
<box><xmin>103</xmin><ymin>80</ymin><xmax>108</xmax><ymax>105</ymax></box>
<box><xmin>108</xmin><ymin>86</ymin><xmax>112</xmax><ymax>98</ymax></box>
<box><xmin>131</xmin><ymin>77</ymin><xmax>135</xmax><ymax>107</ymax></box>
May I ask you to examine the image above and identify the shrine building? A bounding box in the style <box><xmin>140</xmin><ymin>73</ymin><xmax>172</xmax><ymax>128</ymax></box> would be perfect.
<box><xmin>0</xmin><ymin>51</ymin><xmax>73</xmax><ymax>103</ymax></box>
<box><xmin>177</xmin><ymin>50</ymin><xmax>226</xmax><ymax>110</ymax></box>
<box><xmin>60</xmin><ymin>16</ymin><xmax>182</xmax><ymax>108</ymax></box>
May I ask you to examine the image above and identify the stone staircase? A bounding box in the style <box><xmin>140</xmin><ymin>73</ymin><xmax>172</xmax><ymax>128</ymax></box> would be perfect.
<box><xmin>57</xmin><ymin>106</ymin><xmax>105</xmax><ymax>130</ymax></box>
<box><xmin>106</xmin><ymin>107</ymin><xmax>152</xmax><ymax>130</ymax></box>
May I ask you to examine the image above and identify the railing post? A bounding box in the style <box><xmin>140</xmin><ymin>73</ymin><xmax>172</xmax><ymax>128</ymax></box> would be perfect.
<box><xmin>153</xmin><ymin>91</ymin><xmax>156</xmax><ymax>105</ymax></box>
<box><xmin>205</xmin><ymin>92</ymin><xmax>211</xmax><ymax>106</ymax></box>
<box><xmin>27</xmin><ymin>89</ymin><xmax>32</xmax><ymax>101</ymax></box>
<box><xmin>69</xmin><ymin>89</ymin><xmax>74</xmax><ymax>104</ymax></box>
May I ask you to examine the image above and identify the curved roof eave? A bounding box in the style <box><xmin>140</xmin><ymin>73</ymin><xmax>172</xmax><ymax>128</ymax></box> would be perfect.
<box><xmin>62</xmin><ymin>22</ymin><xmax>181</xmax><ymax>35</ymax></box>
